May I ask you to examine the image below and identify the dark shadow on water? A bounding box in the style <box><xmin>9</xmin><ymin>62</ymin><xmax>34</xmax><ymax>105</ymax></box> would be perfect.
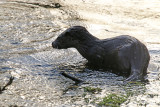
<box><xmin>34</xmin><ymin>64</ymin><xmax>53</xmax><ymax>68</ymax></box>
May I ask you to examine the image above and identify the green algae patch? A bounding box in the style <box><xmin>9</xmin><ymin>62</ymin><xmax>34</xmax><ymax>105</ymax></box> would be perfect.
<box><xmin>98</xmin><ymin>93</ymin><xmax>129</xmax><ymax>107</ymax></box>
<box><xmin>83</xmin><ymin>86</ymin><xmax>102</xmax><ymax>94</ymax></box>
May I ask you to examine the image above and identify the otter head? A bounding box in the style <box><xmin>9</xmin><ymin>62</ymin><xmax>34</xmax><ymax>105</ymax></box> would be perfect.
<box><xmin>52</xmin><ymin>26</ymin><xmax>93</xmax><ymax>49</ymax></box>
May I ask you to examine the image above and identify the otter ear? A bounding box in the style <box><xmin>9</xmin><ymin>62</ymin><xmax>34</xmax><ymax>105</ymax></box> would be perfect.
<box><xmin>65</xmin><ymin>31</ymin><xmax>70</xmax><ymax>37</ymax></box>
<box><xmin>65</xmin><ymin>31</ymin><xmax>75</xmax><ymax>38</ymax></box>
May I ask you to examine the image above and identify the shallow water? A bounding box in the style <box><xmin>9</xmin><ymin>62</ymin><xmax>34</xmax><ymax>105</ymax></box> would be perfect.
<box><xmin>0</xmin><ymin>0</ymin><xmax>160</xmax><ymax>107</ymax></box>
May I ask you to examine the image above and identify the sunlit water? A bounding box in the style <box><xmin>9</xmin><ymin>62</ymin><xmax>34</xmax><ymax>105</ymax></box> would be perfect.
<box><xmin>0</xmin><ymin>0</ymin><xmax>160</xmax><ymax>107</ymax></box>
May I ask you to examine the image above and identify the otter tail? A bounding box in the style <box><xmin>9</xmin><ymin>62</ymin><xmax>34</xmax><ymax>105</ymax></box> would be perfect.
<box><xmin>125</xmin><ymin>41</ymin><xmax>150</xmax><ymax>82</ymax></box>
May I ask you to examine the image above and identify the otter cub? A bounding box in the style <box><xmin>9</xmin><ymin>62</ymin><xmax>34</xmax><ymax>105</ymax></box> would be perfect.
<box><xmin>52</xmin><ymin>26</ymin><xmax>150</xmax><ymax>82</ymax></box>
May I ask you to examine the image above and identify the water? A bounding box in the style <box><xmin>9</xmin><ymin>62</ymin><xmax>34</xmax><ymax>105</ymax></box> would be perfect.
<box><xmin>0</xmin><ymin>0</ymin><xmax>160</xmax><ymax>107</ymax></box>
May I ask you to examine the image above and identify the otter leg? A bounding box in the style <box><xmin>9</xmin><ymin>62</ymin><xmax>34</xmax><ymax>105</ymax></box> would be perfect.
<box><xmin>125</xmin><ymin>69</ymin><xmax>143</xmax><ymax>82</ymax></box>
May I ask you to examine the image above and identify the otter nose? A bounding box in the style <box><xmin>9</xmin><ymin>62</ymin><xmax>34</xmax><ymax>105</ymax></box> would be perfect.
<box><xmin>52</xmin><ymin>41</ymin><xmax>59</xmax><ymax>49</ymax></box>
<box><xmin>52</xmin><ymin>42</ymin><xmax>56</xmax><ymax>48</ymax></box>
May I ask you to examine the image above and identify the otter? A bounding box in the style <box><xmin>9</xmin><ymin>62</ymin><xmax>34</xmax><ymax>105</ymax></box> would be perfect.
<box><xmin>52</xmin><ymin>26</ymin><xmax>150</xmax><ymax>82</ymax></box>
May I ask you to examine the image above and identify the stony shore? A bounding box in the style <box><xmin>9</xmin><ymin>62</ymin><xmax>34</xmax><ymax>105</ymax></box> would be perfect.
<box><xmin>0</xmin><ymin>0</ymin><xmax>160</xmax><ymax>106</ymax></box>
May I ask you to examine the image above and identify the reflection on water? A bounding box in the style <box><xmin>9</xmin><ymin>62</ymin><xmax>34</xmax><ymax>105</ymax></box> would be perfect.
<box><xmin>0</xmin><ymin>0</ymin><xmax>160</xmax><ymax>106</ymax></box>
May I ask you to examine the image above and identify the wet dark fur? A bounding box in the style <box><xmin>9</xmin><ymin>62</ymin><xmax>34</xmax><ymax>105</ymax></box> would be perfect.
<box><xmin>52</xmin><ymin>26</ymin><xmax>150</xmax><ymax>82</ymax></box>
